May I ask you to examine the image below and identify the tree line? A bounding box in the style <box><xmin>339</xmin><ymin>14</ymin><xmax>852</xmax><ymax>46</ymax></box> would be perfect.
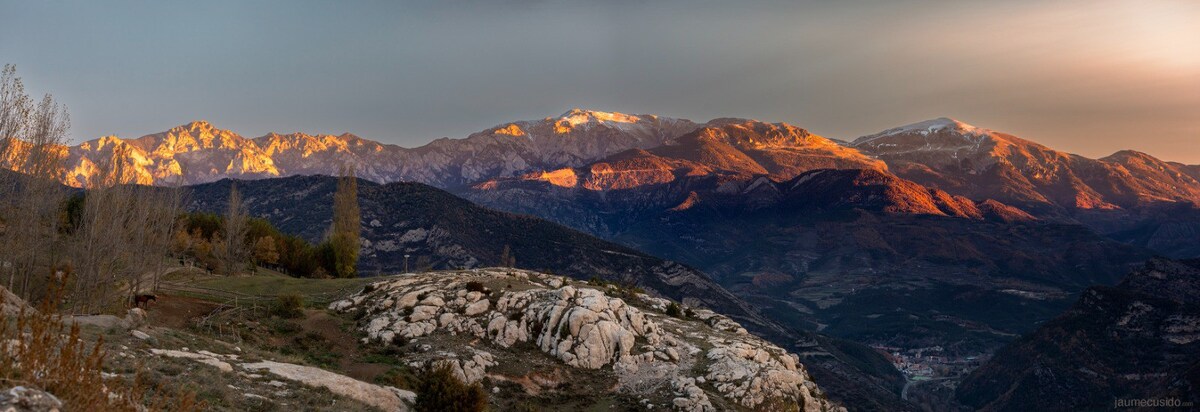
<box><xmin>172</xmin><ymin>181</ymin><xmax>360</xmax><ymax>280</ymax></box>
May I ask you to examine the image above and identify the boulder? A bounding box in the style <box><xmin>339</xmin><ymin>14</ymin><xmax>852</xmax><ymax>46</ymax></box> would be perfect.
<box><xmin>0</xmin><ymin>386</ymin><xmax>62</xmax><ymax>412</ymax></box>
<box><xmin>0</xmin><ymin>287</ymin><xmax>30</xmax><ymax>317</ymax></box>
<box><xmin>243</xmin><ymin>361</ymin><xmax>413</xmax><ymax>411</ymax></box>
<box><xmin>463</xmin><ymin>299</ymin><xmax>489</xmax><ymax>316</ymax></box>
<box><xmin>125</xmin><ymin>308</ymin><xmax>148</xmax><ymax>327</ymax></box>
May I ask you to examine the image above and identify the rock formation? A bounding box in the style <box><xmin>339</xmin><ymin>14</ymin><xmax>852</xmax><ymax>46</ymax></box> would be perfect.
<box><xmin>331</xmin><ymin>268</ymin><xmax>843</xmax><ymax>411</ymax></box>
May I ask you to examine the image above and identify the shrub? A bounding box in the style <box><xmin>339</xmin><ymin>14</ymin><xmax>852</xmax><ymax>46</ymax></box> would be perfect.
<box><xmin>665</xmin><ymin>302</ymin><xmax>684</xmax><ymax>318</ymax></box>
<box><xmin>272</xmin><ymin>293</ymin><xmax>305</xmax><ymax>318</ymax></box>
<box><xmin>759</xmin><ymin>396</ymin><xmax>803</xmax><ymax>412</ymax></box>
<box><xmin>464</xmin><ymin>281</ymin><xmax>486</xmax><ymax>293</ymax></box>
<box><xmin>376</xmin><ymin>366</ymin><xmax>419</xmax><ymax>391</ymax></box>
<box><xmin>414</xmin><ymin>363</ymin><xmax>488</xmax><ymax>412</ymax></box>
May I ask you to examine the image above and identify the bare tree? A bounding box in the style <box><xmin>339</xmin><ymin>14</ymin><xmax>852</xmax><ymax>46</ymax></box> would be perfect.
<box><xmin>499</xmin><ymin>244</ymin><xmax>516</xmax><ymax>268</ymax></box>
<box><xmin>0</xmin><ymin>65</ymin><xmax>32</xmax><ymax>163</ymax></box>
<box><xmin>67</xmin><ymin>150</ymin><xmax>181</xmax><ymax>312</ymax></box>
<box><xmin>217</xmin><ymin>183</ymin><xmax>249</xmax><ymax>275</ymax></box>
<box><xmin>0</xmin><ymin>65</ymin><xmax>69</xmax><ymax>300</ymax></box>
<box><xmin>70</xmin><ymin>158</ymin><xmax>131</xmax><ymax>313</ymax></box>
<box><xmin>0</xmin><ymin>65</ymin><xmax>180</xmax><ymax>312</ymax></box>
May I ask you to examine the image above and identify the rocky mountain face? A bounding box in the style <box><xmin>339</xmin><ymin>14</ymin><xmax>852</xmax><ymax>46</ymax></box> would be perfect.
<box><xmin>58</xmin><ymin>109</ymin><xmax>701</xmax><ymax>188</ymax></box>
<box><xmin>65</xmin><ymin>121</ymin><xmax>280</xmax><ymax>186</ymax></box>
<box><xmin>850</xmin><ymin>118</ymin><xmax>1200</xmax><ymax>215</ymax></box>
<box><xmin>54</xmin><ymin>111</ymin><xmax>879</xmax><ymax>192</ymax></box>
<box><xmin>847</xmin><ymin>118</ymin><xmax>1200</xmax><ymax>260</ymax></box>
<box><xmin>958</xmin><ymin>258</ymin><xmax>1200</xmax><ymax>411</ymax></box>
<box><xmin>475</xmin><ymin>118</ymin><xmax>883</xmax><ymax>192</ymax></box>
<box><xmin>330</xmin><ymin>268</ymin><xmax>845</xmax><ymax>411</ymax></box>
<box><xmin>461</xmin><ymin>115</ymin><xmax>1200</xmax><ymax>257</ymax></box>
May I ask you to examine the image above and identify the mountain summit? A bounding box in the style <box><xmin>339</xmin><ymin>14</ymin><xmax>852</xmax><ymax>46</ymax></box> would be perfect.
<box><xmin>852</xmin><ymin>118</ymin><xmax>1200</xmax><ymax>212</ymax></box>
<box><xmin>854</xmin><ymin>117</ymin><xmax>989</xmax><ymax>146</ymax></box>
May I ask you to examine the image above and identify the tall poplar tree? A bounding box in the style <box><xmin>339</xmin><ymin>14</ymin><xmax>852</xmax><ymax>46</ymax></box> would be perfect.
<box><xmin>329</xmin><ymin>165</ymin><xmax>360</xmax><ymax>278</ymax></box>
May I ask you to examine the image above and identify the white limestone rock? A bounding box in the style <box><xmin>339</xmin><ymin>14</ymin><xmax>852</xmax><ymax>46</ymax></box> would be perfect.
<box><xmin>333</xmin><ymin>269</ymin><xmax>843</xmax><ymax>412</ymax></box>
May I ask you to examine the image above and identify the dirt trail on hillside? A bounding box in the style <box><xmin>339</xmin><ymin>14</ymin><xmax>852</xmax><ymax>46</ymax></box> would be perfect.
<box><xmin>146</xmin><ymin>295</ymin><xmax>223</xmax><ymax>329</ymax></box>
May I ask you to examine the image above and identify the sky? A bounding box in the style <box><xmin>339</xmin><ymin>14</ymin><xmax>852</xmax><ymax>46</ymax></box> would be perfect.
<box><xmin>1</xmin><ymin>0</ymin><xmax>1198</xmax><ymax>162</ymax></box>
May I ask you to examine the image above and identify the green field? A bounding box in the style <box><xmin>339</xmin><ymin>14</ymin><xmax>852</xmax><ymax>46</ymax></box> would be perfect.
<box><xmin>161</xmin><ymin>266</ymin><xmax>386</xmax><ymax>305</ymax></box>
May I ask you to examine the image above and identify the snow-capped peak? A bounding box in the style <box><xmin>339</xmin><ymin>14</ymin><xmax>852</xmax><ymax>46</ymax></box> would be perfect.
<box><xmin>557</xmin><ymin>108</ymin><xmax>644</xmax><ymax>126</ymax></box>
<box><xmin>853</xmin><ymin>117</ymin><xmax>989</xmax><ymax>146</ymax></box>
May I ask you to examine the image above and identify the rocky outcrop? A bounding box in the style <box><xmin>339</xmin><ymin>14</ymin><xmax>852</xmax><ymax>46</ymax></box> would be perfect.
<box><xmin>0</xmin><ymin>286</ymin><xmax>28</xmax><ymax>317</ymax></box>
<box><xmin>331</xmin><ymin>268</ymin><xmax>843</xmax><ymax>411</ymax></box>
<box><xmin>0</xmin><ymin>387</ymin><xmax>62</xmax><ymax>412</ymax></box>
<box><xmin>150</xmin><ymin>349</ymin><xmax>235</xmax><ymax>373</ymax></box>
<box><xmin>148</xmin><ymin>346</ymin><xmax>415</xmax><ymax>411</ymax></box>
<box><xmin>243</xmin><ymin>361</ymin><xmax>415</xmax><ymax>412</ymax></box>
<box><xmin>67</xmin><ymin>308</ymin><xmax>148</xmax><ymax>330</ymax></box>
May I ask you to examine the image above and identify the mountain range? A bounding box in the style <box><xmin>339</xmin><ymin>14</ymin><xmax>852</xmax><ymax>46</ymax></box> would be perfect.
<box><xmin>20</xmin><ymin>109</ymin><xmax>1200</xmax><ymax>411</ymax></box>
<box><xmin>43</xmin><ymin>109</ymin><xmax>1200</xmax><ymax>258</ymax></box>
<box><xmin>57</xmin><ymin>109</ymin><xmax>700</xmax><ymax>188</ymax></box>
<box><xmin>51</xmin><ymin>111</ymin><xmax>1200</xmax><ymax>213</ymax></box>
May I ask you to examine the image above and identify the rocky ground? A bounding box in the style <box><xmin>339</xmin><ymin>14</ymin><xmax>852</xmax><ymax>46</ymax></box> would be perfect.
<box><xmin>82</xmin><ymin>306</ymin><xmax>405</xmax><ymax>411</ymax></box>
<box><xmin>2</xmin><ymin>267</ymin><xmax>846</xmax><ymax>411</ymax></box>
<box><xmin>331</xmin><ymin>268</ymin><xmax>844</xmax><ymax>411</ymax></box>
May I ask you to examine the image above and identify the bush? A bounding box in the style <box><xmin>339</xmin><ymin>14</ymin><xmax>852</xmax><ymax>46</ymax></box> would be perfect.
<box><xmin>414</xmin><ymin>363</ymin><xmax>488</xmax><ymax>412</ymax></box>
<box><xmin>759</xmin><ymin>396</ymin><xmax>803</xmax><ymax>412</ymax></box>
<box><xmin>375</xmin><ymin>366</ymin><xmax>419</xmax><ymax>391</ymax></box>
<box><xmin>272</xmin><ymin>293</ymin><xmax>305</xmax><ymax>318</ymax></box>
<box><xmin>665</xmin><ymin>302</ymin><xmax>684</xmax><ymax>318</ymax></box>
<box><xmin>464</xmin><ymin>281</ymin><xmax>486</xmax><ymax>293</ymax></box>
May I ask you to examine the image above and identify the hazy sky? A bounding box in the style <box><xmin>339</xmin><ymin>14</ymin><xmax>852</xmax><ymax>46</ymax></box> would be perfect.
<box><xmin>2</xmin><ymin>0</ymin><xmax>1198</xmax><ymax>162</ymax></box>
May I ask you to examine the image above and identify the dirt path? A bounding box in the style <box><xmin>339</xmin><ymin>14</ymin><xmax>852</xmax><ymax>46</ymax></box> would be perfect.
<box><xmin>297</xmin><ymin>310</ymin><xmax>392</xmax><ymax>381</ymax></box>
<box><xmin>146</xmin><ymin>295</ymin><xmax>224</xmax><ymax>329</ymax></box>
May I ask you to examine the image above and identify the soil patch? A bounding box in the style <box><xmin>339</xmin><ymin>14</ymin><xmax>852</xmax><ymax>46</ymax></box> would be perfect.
<box><xmin>146</xmin><ymin>295</ymin><xmax>224</xmax><ymax>329</ymax></box>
